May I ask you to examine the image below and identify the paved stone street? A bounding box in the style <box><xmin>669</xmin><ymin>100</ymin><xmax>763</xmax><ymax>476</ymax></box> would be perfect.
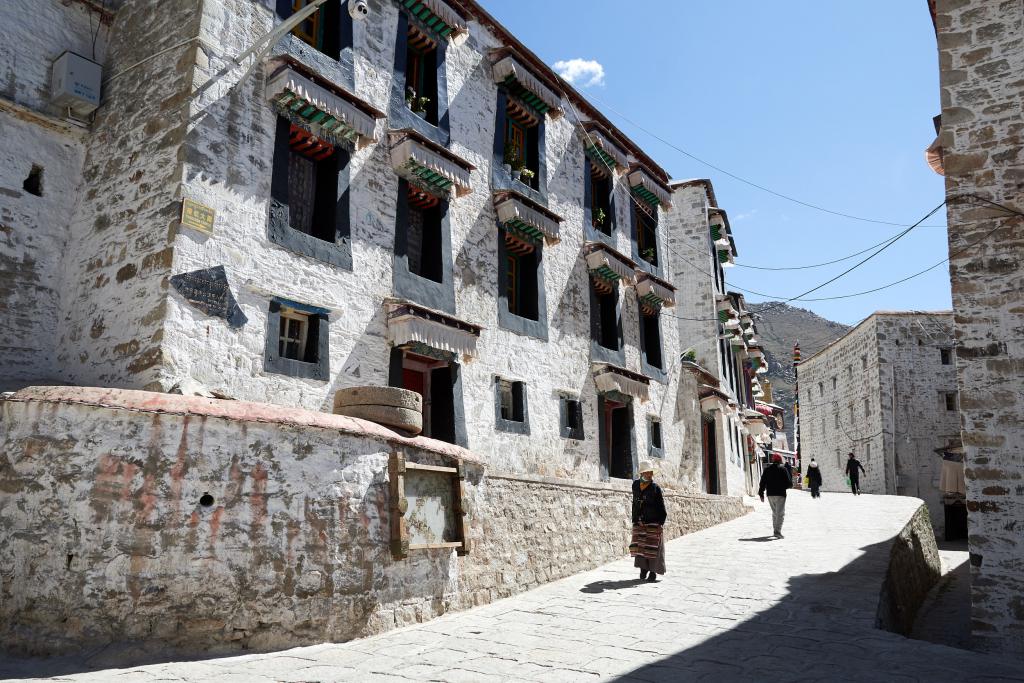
<box><xmin>4</xmin><ymin>492</ymin><xmax>1023</xmax><ymax>683</ymax></box>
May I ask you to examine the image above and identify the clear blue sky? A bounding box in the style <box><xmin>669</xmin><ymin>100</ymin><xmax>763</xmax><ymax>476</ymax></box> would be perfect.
<box><xmin>482</xmin><ymin>0</ymin><xmax>949</xmax><ymax>326</ymax></box>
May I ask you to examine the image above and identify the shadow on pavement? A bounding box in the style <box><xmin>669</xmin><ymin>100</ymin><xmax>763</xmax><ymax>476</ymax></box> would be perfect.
<box><xmin>609</xmin><ymin>537</ymin><xmax>1023</xmax><ymax>682</ymax></box>
<box><xmin>580</xmin><ymin>578</ymin><xmax>647</xmax><ymax>593</ymax></box>
<box><xmin>738</xmin><ymin>536</ymin><xmax>778</xmax><ymax>542</ymax></box>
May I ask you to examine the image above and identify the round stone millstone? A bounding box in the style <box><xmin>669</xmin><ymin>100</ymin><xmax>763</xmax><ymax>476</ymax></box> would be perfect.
<box><xmin>334</xmin><ymin>404</ymin><xmax>423</xmax><ymax>435</ymax></box>
<box><xmin>333</xmin><ymin>386</ymin><xmax>422</xmax><ymax>413</ymax></box>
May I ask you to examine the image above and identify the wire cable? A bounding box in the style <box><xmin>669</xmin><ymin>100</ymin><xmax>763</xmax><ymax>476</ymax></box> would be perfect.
<box><xmin>583</xmin><ymin>90</ymin><xmax>948</xmax><ymax>229</ymax></box>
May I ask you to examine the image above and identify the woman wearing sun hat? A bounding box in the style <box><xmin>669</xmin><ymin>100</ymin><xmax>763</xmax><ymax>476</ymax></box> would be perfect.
<box><xmin>630</xmin><ymin>459</ymin><xmax>667</xmax><ymax>582</ymax></box>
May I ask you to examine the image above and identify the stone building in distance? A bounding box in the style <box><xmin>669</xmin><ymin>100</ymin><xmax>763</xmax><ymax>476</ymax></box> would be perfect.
<box><xmin>929</xmin><ymin>0</ymin><xmax>1024</xmax><ymax>656</ymax></box>
<box><xmin>797</xmin><ymin>312</ymin><xmax>963</xmax><ymax>538</ymax></box>
<box><xmin>0</xmin><ymin>0</ymin><xmax>767</xmax><ymax>655</ymax></box>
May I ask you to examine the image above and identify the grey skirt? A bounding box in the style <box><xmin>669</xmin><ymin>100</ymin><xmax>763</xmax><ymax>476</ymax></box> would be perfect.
<box><xmin>633</xmin><ymin>535</ymin><xmax>666</xmax><ymax>575</ymax></box>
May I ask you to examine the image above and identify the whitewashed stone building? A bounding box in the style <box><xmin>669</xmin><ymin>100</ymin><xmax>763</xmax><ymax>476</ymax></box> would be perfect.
<box><xmin>797</xmin><ymin>312</ymin><xmax>962</xmax><ymax>536</ymax></box>
<box><xmin>929</xmin><ymin>0</ymin><xmax>1024</xmax><ymax>655</ymax></box>
<box><xmin>0</xmin><ymin>0</ymin><xmax>763</xmax><ymax>656</ymax></box>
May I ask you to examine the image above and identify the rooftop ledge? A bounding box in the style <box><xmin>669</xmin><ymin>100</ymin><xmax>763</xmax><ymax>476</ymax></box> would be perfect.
<box><xmin>3</xmin><ymin>386</ymin><xmax>480</xmax><ymax>465</ymax></box>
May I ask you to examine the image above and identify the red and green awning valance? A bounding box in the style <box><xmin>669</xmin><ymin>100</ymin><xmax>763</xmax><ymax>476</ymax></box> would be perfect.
<box><xmin>580</xmin><ymin>126</ymin><xmax>629</xmax><ymax>172</ymax></box>
<box><xmin>399</xmin><ymin>0</ymin><xmax>467</xmax><ymax>39</ymax></box>
<box><xmin>266</xmin><ymin>66</ymin><xmax>379</xmax><ymax>150</ymax></box>
<box><xmin>389</xmin><ymin>130</ymin><xmax>474</xmax><ymax>198</ymax></box>
<box><xmin>627</xmin><ymin>168</ymin><xmax>672</xmax><ymax>209</ymax></box>
<box><xmin>492</xmin><ymin>55</ymin><xmax>563</xmax><ymax>118</ymax></box>
<box><xmin>636</xmin><ymin>273</ymin><xmax>676</xmax><ymax>309</ymax></box>
<box><xmin>495</xmin><ymin>193</ymin><xmax>562</xmax><ymax>244</ymax></box>
<box><xmin>585</xmin><ymin>242</ymin><xmax>636</xmax><ymax>285</ymax></box>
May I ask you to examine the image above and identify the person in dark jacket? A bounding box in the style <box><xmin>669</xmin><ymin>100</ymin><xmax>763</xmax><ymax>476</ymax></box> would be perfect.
<box><xmin>846</xmin><ymin>453</ymin><xmax>866</xmax><ymax>495</ymax></box>
<box><xmin>806</xmin><ymin>459</ymin><xmax>823</xmax><ymax>498</ymax></box>
<box><xmin>758</xmin><ymin>453</ymin><xmax>792</xmax><ymax>538</ymax></box>
<box><xmin>630</xmin><ymin>460</ymin><xmax>667</xmax><ymax>582</ymax></box>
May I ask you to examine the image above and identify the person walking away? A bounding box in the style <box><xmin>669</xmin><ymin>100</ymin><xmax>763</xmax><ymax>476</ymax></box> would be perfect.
<box><xmin>758</xmin><ymin>453</ymin><xmax>792</xmax><ymax>538</ymax></box>
<box><xmin>846</xmin><ymin>453</ymin><xmax>866</xmax><ymax>495</ymax></box>
<box><xmin>630</xmin><ymin>460</ymin><xmax>667</xmax><ymax>582</ymax></box>
<box><xmin>806</xmin><ymin>459</ymin><xmax>823</xmax><ymax>499</ymax></box>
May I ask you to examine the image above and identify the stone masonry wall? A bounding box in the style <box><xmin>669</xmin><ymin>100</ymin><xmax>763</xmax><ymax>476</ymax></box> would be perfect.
<box><xmin>875</xmin><ymin>314</ymin><xmax>958</xmax><ymax>536</ymax></box>
<box><xmin>797</xmin><ymin>316</ymin><xmax>886</xmax><ymax>493</ymax></box>
<box><xmin>0</xmin><ymin>0</ymin><xmax>106</xmax><ymax>390</ymax></box>
<box><xmin>935</xmin><ymin>0</ymin><xmax>1024</xmax><ymax>655</ymax></box>
<box><xmin>0</xmin><ymin>388</ymin><xmax>748</xmax><ymax>658</ymax></box>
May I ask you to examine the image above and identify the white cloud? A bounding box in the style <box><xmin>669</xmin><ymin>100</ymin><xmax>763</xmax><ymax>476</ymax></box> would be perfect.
<box><xmin>733</xmin><ymin>209</ymin><xmax>758</xmax><ymax>222</ymax></box>
<box><xmin>553</xmin><ymin>58</ymin><xmax>605</xmax><ymax>88</ymax></box>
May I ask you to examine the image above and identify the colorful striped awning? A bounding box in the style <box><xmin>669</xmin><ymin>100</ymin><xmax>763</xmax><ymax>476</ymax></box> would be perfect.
<box><xmin>636</xmin><ymin>273</ymin><xmax>676</xmax><ymax>309</ymax></box>
<box><xmin>266</xmin><ymin>67</ymin><xmax>378</xmax><ymax>150</ymax></box>
<box><xmin>627</xmin><ymin>168</ymin><xmax>672</xmax><ymax>209</ymax></box>
<box><xmin>585</xmin><ymin>242</ymin><xmax>637</xmax><ymax>284</ymax></box>
<box><xmin>495</xmin><ymin>194</ymin><xmax>561</xmax><ymax>243</ymax></box>
<box><xmin>399</xmin><ymin>0</ymin><xmax>467</xmax><ymax>39</ymax></box>
<box><xmin>492</xmin><ymin>55</ymin><xmax>563</xmax><ymax>118</ymax></box>
<box><xmin>580</xmin><ymin>126</ymin><xmax>629</xmax><ymax>171</ymax></box>
<box><xmin>389</xmin><ymin>130</ymin><xmax>473</xmax><ymax>198</ymax></box>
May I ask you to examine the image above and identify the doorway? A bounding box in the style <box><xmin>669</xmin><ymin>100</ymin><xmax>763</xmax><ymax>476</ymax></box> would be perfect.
<box><xmin>390</xmin><ymin>348</ymin><xmax>457</xmax><ymax>443</ymax></box>
<box><xmin>702</xmin><ymin>414</ymin><xmax>720</xmax><ymax>495</ymax></box>
<box><xmin>600</xmin><ymin>395</ymin><xmax>633</xmax><ymax>479</ymax></box>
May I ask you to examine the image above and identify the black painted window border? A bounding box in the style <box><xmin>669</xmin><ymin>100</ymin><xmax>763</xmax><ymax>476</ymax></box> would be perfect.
<box><xmin>494</xmin><ymin>377</ymin><xmax>530</xmax><ymax>435</ymax></box>
<box><xmin>560</xmin><ymin>395</ymin><xmax>584</xmax><ymax>440</ymax></box>
<box><xmin>393</xmin><ymin>178</ymin><xmax>456</xmax><ymax>313</ymax></box>
<box><xmin>497</xmin><ymin>224</ymin><xmax>548</xmax><ymax>341</ymax></box>
<box><xmin>648</xmin><ymin>416</ymin><xmax>664</xmax><ymax>458</ymax></box>
<box><xmin>264</xmin><ymin>297</ymin><xmax>330</xmax><ymax>380</ymax></box>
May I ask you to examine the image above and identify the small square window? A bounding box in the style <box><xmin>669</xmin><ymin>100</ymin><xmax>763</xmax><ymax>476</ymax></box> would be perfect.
<box><xmin>561</xmin><ymin>396</ymin><xmax>584</xmax><ymax>440</ymax></box>
<box><xmin>940</xmin><ymin>348</ymin><xmax>953</xmax><ymax>365</ymax></box>
<box><xmin>495</xmin><ymin>378</ymin><xmax>529</xmax><ymax>434</ymax></box>
<box><xmin>944</xmin><ymin>392</ymin><xmax>958</xmax><ymax>411</ymax></box>
<box><xmin>831</xmin><ymin>377</ymin><xmax>837</xmax><ymax>391</ymax></box>
<box><xmin>861</xmin><ymin>355</ymin><xmax>867</xmax><ymax>371</ymax></box>
<box><xmin>264</xmin><ymin>298</ymin><xmax>329</xmax><ymax>380</ymax></box>
<box><xmin>864</xmin><ymin>398</ymin><xmax>871</xmax><ymax>416</ymax></box>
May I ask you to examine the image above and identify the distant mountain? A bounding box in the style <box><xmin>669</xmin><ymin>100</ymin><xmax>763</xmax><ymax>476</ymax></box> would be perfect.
<box><xmin>746</xmin><ymin>302</ymin><xmax>851</xmax><ymax>446</ymax></box>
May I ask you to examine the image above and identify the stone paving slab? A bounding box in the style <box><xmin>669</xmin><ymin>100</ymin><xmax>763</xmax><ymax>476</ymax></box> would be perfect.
<box><xmin>3</xmin><ymin>492</ymin><xmax>1024</xmax><ymax>682</ymax></box>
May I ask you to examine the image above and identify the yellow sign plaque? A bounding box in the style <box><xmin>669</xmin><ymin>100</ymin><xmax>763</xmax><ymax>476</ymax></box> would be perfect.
<box><xmin>181</xmin><ymin>198</ymin><xmax>215</xmax><ymax>235</ymax></box>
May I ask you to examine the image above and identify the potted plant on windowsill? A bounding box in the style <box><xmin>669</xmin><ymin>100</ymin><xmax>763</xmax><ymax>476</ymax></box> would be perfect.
<box><xmin>681</xmin><ymin>348</ymin><xmax>697</xmax><ymax>363</ymax></box>
<box><xmin>413</xmin><ymin>96</ymin><xmax>431</xmax><ymax>119</ymax></box>
<box><xmin>503</xmin><ymin>146</ymin><xmax>520</xmax><ymax>177</ymax></box>
<box><xmin>519</xmin><ymin>168</ymin><xmax>535</xmax><ymax>184</ymax></box>
<box><xmin>641</xmin><ymin>247</ymin><xmax>657</xmax><ymax>264</ymax></box>
<box><xmin>593</xmin><ymin>207</ymin><xmax>606</xmax><ymax>228</ymax></box>
<box><xmin>405</xmin><ymin>86</ymin><xmax>416</xmax><ymax>111</ymax></box>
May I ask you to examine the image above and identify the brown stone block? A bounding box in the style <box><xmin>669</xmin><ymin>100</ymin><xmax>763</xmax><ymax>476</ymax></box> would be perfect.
<box><xmin>939</xmin><ymin>31</ymin><xmax>974</xmax><ymax>50</ymax></box>
<box><xmin>943</xmin><ymin>151</ymin><xmax>990</xmax><ymax>174</ymax></box>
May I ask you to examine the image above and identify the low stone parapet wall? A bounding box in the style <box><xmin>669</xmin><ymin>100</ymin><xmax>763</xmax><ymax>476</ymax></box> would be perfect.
<box><xmin>0</xmin><ymin>387</ymin><xmax>748</xmax><ymax>660</ymax></box>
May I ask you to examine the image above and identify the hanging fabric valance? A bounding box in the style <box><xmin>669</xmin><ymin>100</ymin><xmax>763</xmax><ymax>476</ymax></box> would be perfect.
<box><xmin>636</xmin><ymin>273</ymin><xmax>676</xmax><ymax>309</ymax></box>
<box><xmin>398</xmin><ymin>0</ymin><xmax>467</xmax><ymax>39</ymax></box>
<box><xmin>492</xmin><ymin>55</ymin><xmax>563</xmax><ymax>118</ymax></box>
<box><xmin>579</xmin><ymin>125</ymin><xmax>629</xmax><ymax>171</ymax></box>
<box><xmin>627</xmin><ymin>167</ymin><xmax>672</xmax><ymax>209</ymax></box>
<box><xmin>593</xmin><ymin>363</ymin><xmax>650</xmax><ymax>402</ymax></box>
<box><xmin>266</xmin><ymin>65</ymin><xmax>379</xmax><ymax>150</ymax></box>
<box><xmin>386</xmin><ymin>301</ymin><xmax>482</xmax><ymax>359</ymax></box>
<box><xmin>494</xmin><ymin>193</ymin><xmax>562</xmax><ymax>244</ymax></box>
<box><xmin>389</xmin><ymin>130</ymin><xmax>474</xmax><ymax>198</ymax></box>
<box><xmin>585</xmin><ymin>242</ymin><xmax>636</xmax><ymax>285</ymax></box>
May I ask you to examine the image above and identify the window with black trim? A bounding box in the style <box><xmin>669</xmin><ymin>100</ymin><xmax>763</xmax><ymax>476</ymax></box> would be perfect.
<box><xmin>940</xmin><ymin>348</ymin><xmax>952</xmax><ymax>365</ymax></box>
<box><xmin>588</xmin><ymin>160</ymin><xmax>613</xmax><ymax>235</ymax></box>
<box><xmin>501</xmin><ymin>229</ymin><xmax>540</xmax><ymax>321</ymax></box>
<box><xmin>590</xmin><ymin>279</ymin><xmax>620</xmax><ymax>351</ymax></box>
<box><xmin>502</xmin><ymin>100</ymin><xmax>541</xmax><ymax>190</ymax></box>
<box><xmin>944</xmin><ymin>391</ymin><xmax>958</xmax><ymax>411</ymax></box>
<box><xmin>401</xmin><ymin>183</ymin><xmax>444</xmax><ymax>283</ymax></box>
<box><xmin>639</xmin><ymin>308</ymin><xmax>663</xmax><ymax>371</ymax></box>
<box><xmin>404</xmin><ymin>25</ymin><xmax>439</xmax><ymax>125</ymax></box>
<box><xmin>272</xmin><ymin>119</ymin><xmax>348</xmax><ymax>244</ymax></box>
<box><xmin>264</xmin><ymin>298</ymin><xmax>330</xmax><ymax>380</ymax></box>
<box><xmin>635</xmin><ymin>204</ymin><xmax>658</xmax><ymax>266</ymax></box>
<box><xmin>279</xmin><ymin>0</ymin><xmax>343</xmax><ymax>59</ymax></box>
<box><xmin>649</xmin><ymin>417</ymin><xmax>663</xmax><ymax>455</ymax></box>
<box><xmin>495</xmin><ymin>377</ymin><xmax>529</xmax><ymax>434</ymax></box>
<box><xmin>561</xmin><ymin>396</ymin><xmax>584</xmax><ymax>440</ymax></box>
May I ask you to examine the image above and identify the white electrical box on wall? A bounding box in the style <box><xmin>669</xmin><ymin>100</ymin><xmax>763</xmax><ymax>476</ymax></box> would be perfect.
<box><xmin>51</xmin><ymin>51</ymin><xmax>102</xmax><ymax>117</ymax></box>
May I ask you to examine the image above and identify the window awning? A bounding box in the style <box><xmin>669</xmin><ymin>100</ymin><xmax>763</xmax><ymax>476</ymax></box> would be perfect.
<box><xmin>265</xmin><ymin>65</ymin><xmax>379</xmax><ymax>150</ymax></box>
<box><xmin>386</xmin><ymin>300</ymin><xmax>482</xmax><ymax>359</ymax></box>
<box><xmin>389</xmin><ymin>130</ymin><xmax>474</xmax><ymax>198</ymax></box>
<box><xmin>636</xmin><ymin>273</ymin><xmax>676</xmax><ymax>308</ymax></box>
<box><xmin>579</xmin><ymin>125</ymin><xmax>629</xmax><ymax>171</ymax></box>
<box><xmin>399</xmin><ymin>0</ymin><xmax>467</xmax><ymax>39</ymax></box>
<box><xmin>585</xmin><ymin>242</ymin><xmax>637</xmax><ymax>284</ymax></box>
<box><xmin>492</xmin><ymin>55</ymin><xmax>563</xmax><ymax>118</ymax></box>
<box><xmin>627</xmin><ymin>168</ymin><xmax>672</xmax><ymax>209</ymax></box>
<box><xmin>593</xmin><ymin>363</ymin><xmax>650</xmax><ymax>402</ymax></box>
<box><xmin>494</xmin><ymin>192</ymin><xmax>562</xmax><ymax>244</ymax></box>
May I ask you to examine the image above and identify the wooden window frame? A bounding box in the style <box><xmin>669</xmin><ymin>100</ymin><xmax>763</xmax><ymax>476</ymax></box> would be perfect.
<box><xmin>388</xmin><ymin>450</ymin><xmax>470</xmax><ymax>560</ymax></box>
<box><xmin>279</xmin><ymin>308</ymin><xmax>310</xmax><ymax>362</ymax></box>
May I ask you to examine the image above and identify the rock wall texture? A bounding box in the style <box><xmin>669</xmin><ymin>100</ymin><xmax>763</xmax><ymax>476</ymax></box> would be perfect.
<box><xmin>0</xmin><ymin>388</ymin><xmax>748</xmax><ymax>658</ymax></box>
<box><xmin>876</xmin><ymin>502</ymin><xmax>942</xmax><ymax>637</ymax></box>
<box><xmin>935</xmin><ymin>0</ymin><xmax>1024</xmax><ymax>656</ymax></box>
<box><xmin>797</xmin><ymin>313</ymin><xmax>959</xmax><ymax>535</ymax></box>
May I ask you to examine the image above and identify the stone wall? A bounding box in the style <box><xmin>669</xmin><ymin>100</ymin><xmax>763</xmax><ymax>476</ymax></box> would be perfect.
<box><xmin>0</xmin><ymin>387</ymin><xmax>748</xmax><ymax>658</ymax></box>
<box><xmin>876</xmin><ymin>502</ymin><xmax>941</xmax><ymax>636</ymax></box>
<box><xmin>935</xmin><ymin>0</ymin><xmax>1024</xmax><ymax>655</ymax></box>
<box><xmin>797</xmin><ymin>315</ymin><xmax>886</xmax><ymax>493</ymax></box>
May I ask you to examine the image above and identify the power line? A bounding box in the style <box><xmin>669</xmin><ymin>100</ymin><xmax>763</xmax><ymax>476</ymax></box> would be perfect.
<box><xmin>733</xmin><ymin>230</ymin><xmax>914</xmax><ymax>271</ymax></box>
<box><xmin>582</xmin><ymin>90</ymin><xmax>948</xmax><ymax>229</ymax></box>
